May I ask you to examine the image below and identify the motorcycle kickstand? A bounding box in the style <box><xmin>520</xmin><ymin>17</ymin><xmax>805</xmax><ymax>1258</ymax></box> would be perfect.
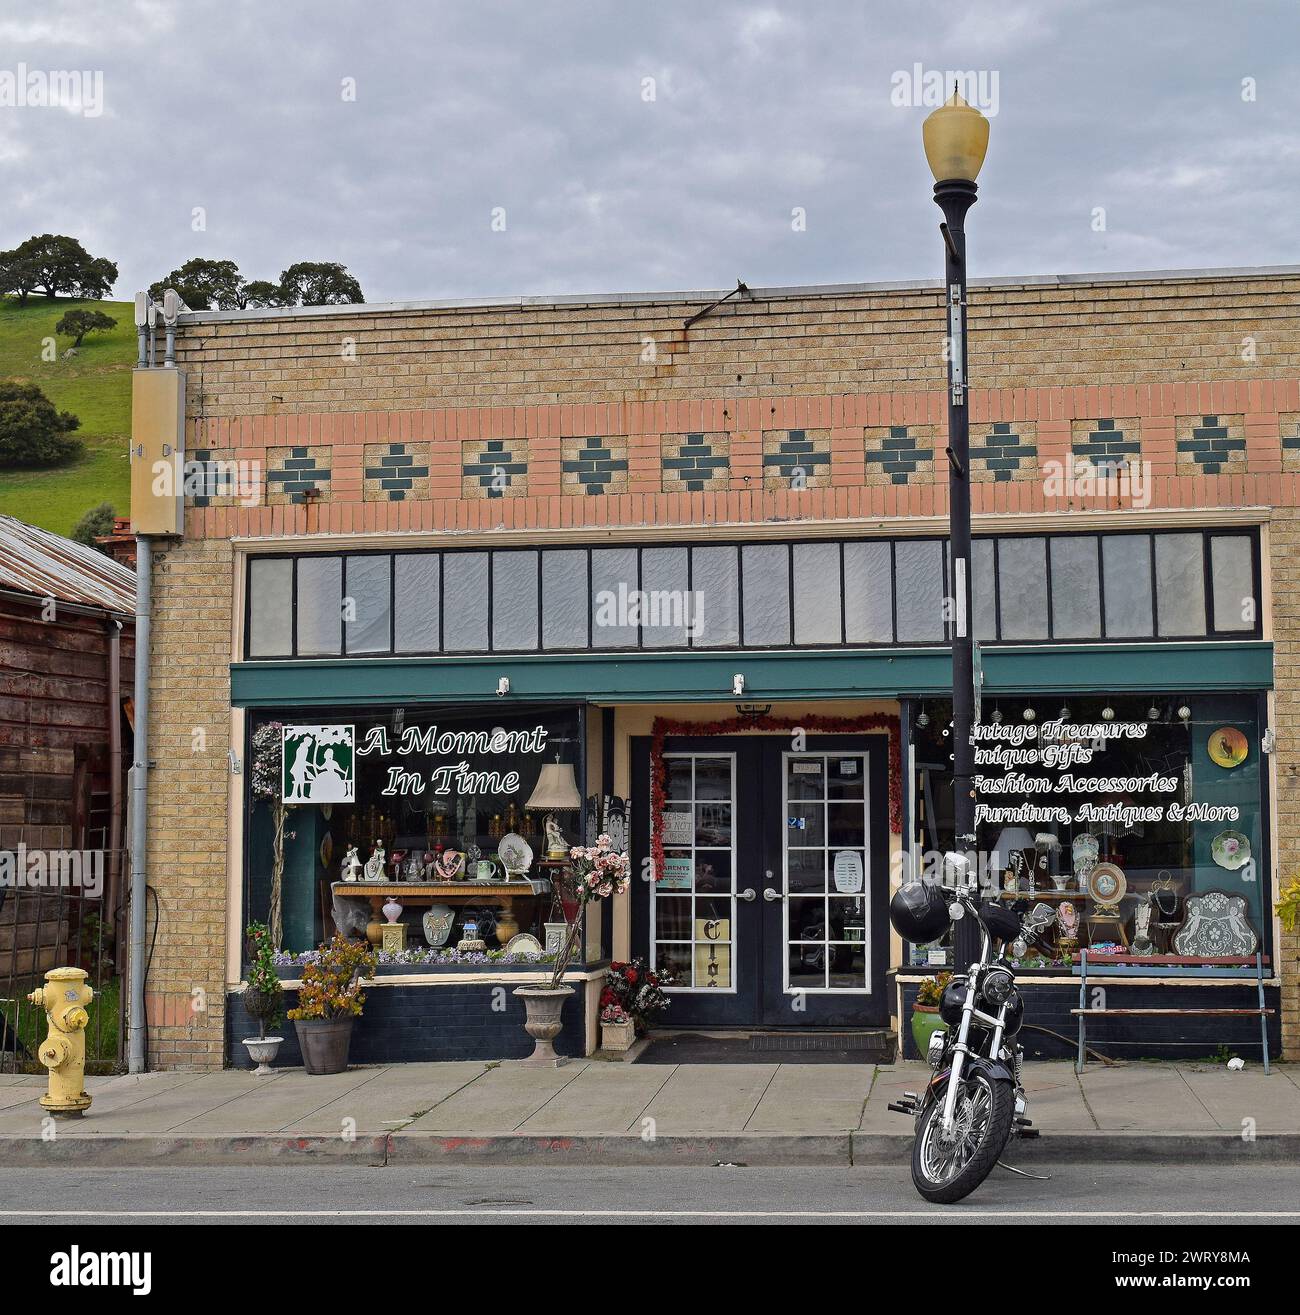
<box><xmin>996</xmin><ymin>1159</ymin><xmax>1052</xmax><ymax>1181</ymax></box>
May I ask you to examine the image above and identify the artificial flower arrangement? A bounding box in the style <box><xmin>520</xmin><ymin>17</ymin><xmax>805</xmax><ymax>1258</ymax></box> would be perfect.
<box><xmin>546</xmin><ymin>833</ymin><xmax>631</xmax><ymax>989</ymax></box>
<box><xmin>600</xmin><ymin>957</ymin><xmax>673</xmax><ymax>1035</ymax></box>
<box><xmin>286</xmin><ymin>934</ymin><xmax>377</xmax><ymax>1021</ymax></box>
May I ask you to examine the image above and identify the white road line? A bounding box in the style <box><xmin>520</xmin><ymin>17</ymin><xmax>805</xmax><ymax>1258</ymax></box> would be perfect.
<box><xmin>0</xmin><ymin>1208</ymin><xmax>1295</xmax><ymax>1219</ymax></box>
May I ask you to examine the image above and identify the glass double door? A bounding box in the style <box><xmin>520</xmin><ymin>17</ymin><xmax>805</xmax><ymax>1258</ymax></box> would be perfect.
<box><xmin>631</xmin><ymin>734</ymin><xmax>889</xmax><ymax>1028</ymax></box>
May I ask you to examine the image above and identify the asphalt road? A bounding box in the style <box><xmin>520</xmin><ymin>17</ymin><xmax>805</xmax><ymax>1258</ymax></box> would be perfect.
<box><xmin>0</xmin><ymin>1162</ymin><xmax>1297</xmax><ymax>1223</ymax></box>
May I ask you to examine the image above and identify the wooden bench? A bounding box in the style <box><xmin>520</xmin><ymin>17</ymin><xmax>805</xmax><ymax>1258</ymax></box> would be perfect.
<box><xmin>1071</xmin><ymin>950</ymin><xmax>1273</xmax><ymax>1074</ymax></box>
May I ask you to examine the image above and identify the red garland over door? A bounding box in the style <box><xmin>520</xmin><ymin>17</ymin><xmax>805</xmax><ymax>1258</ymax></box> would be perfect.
<box><xmin>648</xmin><ymin>713</ymin><xmax>902</xmax><ymax>883</ymax></box>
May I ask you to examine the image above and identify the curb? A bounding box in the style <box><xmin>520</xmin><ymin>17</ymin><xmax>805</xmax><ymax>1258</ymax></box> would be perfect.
<box><xmin>1</xmin><ymin>1129</ymin><xmax>1295</xmax><ymax>1168</ymax></box>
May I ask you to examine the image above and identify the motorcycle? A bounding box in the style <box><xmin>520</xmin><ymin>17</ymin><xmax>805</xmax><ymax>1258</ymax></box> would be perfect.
<box><xmin>887</xmin><ymin>870</ymin><xmax>1044</xmax><ymax>1203</ymax></box>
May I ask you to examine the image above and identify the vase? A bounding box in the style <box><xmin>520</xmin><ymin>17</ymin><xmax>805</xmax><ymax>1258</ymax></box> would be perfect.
<box><xmin>513</xmin><ymin>985</ymin><xmax>574</xmax><ymax>1064</ymax></box>
<box><xmin>600</xmin><ymin>1019</ymin><xmax>636</xmax><ymax>1053</ymax></box>
<box><xmin>241</xmin><ymin>1035</ymin><xmax>283</xmax><ymax>1075</ymax></box>
<box><xmin>293</xmin><ymin>1017</ymin><xmax>356</xmax><ymax>1075</ymax></box>
<box><xmin>910</xmin><ymin>1004</ymin><xmax>947</xmax><ymax>1060</ymax></box>
<box><xmin>544</xmin><ymin>921</ymin><xmax>569</xmax><ymax>957</ymax></box>
<box><xmin>494</xmin><ymin>910</ymin><xmax>519</xmax><ymax>945</ymax></box>
<box><xmin>382</xmin><ymin>896</ymin><xmax>403</xmax><ymax>924</ymax></box>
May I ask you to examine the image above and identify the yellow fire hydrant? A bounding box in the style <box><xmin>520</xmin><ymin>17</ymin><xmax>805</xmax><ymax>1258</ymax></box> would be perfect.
<box><xmin>27</xmin><ymin>967</ymin><xmax>94</xmax><ymax>1117</ymax></box>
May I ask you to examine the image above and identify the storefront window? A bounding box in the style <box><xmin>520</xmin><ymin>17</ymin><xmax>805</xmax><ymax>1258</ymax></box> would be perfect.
<box><xmin>908</xmin><ymin>693</ymin><xmax>1268</xmax><ymax>972</ymax></box>
<box><xmin>245</xmin><ymin>704</ymin><xmax>584</xmax><ymax>956</ymax></box>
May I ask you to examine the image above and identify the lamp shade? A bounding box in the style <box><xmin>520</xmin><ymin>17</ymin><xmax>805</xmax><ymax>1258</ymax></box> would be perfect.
<box><xmin>991</xmin><ymin>827</ymin><xmax>1035</xmax><ymax>868</ymax></box>
<box><xmin>922</xmin><ymin>89</ymin><xmax>990</xmax><ymax>183</ymax></box>
<box><xmin>526</xmin><ymin>761</ymin><xmax>581</xmax><ymax>811</ymax></box>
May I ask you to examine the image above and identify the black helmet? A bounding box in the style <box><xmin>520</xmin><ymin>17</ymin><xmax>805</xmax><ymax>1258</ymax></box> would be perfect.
<box><xmin>889</xmin><ymin>881</ymin><xmax>949</xmax><ymax>944</ymax></box>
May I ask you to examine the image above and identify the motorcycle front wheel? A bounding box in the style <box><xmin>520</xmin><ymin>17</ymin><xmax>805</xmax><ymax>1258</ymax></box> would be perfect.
<box><xmin>911</xmin><ymin>1074</ymin><xmax>1014</xmax><ymax>1204</ymax></box>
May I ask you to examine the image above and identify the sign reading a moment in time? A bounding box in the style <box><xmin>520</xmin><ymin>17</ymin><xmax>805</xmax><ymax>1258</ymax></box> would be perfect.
<box><xmin>279</xmin><ymin>722</ymin><xmax>553</xmax><ymax>803</ymax></box>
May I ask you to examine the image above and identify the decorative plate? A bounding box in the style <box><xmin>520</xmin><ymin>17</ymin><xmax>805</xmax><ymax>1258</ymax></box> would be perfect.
<box><xmin>1087</xmin><ymin>862</ymin><xmax>1127</xmax><ymax>907</ymax></box>
<box><xmin>499</xmin><ymin>832</ymin><xmax>534</xmax><ymax>876</ymax></box>
<box><xmin>1072</xmin><ymin>833</ymin><xmax>1099</xmax><ymax>878</ymax></box>
<box><xmin>1172</xmin><ymin>889</ymin><xmax>1258</xmax><ymax>957</ymax></box>
<box><xmin>1211</xmin><ymin>830</ymin><xmax>1251</xmax><ymax>870</ymax></box>
<box><xmin>505</xmin><ymin>932</ymin><xmax>544</xmax><ymax>958</ymax></box>
<box><xmin>1208</xmin><ymin>726</ymin><xmax>1249</xmax><ymax>770</ymax></box>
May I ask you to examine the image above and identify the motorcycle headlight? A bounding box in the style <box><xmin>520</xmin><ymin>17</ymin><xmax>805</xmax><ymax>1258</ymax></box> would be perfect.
<box><xmin>926</xmin><ymin>1028</ymin><xmax>947</xmax><ymax>1069</ymax></box>
<box><xmin>982</xmin><ymin>967</ymin><xmax>1014</xmax><ymax>1008</ymax></box>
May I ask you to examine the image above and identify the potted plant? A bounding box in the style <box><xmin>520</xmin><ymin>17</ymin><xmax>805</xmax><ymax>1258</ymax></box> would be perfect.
<box><xmin>241</xmin><ymin>921</ymin><xmax>284</xmax><ymax>1073</ymax></box>
<box><xmin>513</xmin><ymin>832</ymin><xmax>630</xmax><ymax>1064</ymax></box>
<box><xmin>287</xmin><ymin>934</ymin><xmax>377</xmax><ymax>1074</ymax></box>
<box><xmin>599</xmin><ymin>1003</ymin><xmax>636</xmax><ymax>1053</ymax></box>
<box><xmin>601</xmin><ymin>957</ymin><xmax>672</xmax><ymax>1038</ymax></box>
<box><xmin>910</xmin><ymin>971</ymin><xmax>950</xmax><ymax>1058</ymax></box>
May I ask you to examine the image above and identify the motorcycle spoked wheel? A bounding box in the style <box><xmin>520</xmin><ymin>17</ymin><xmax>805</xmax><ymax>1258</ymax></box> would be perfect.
<box><xmin>911</xmin><ymin>1073</ymin><xmax>1015</xmax><ymax>1204</ymax></box>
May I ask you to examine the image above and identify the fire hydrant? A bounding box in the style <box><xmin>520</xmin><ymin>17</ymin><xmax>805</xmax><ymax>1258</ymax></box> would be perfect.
<box><xmin>27</xmin><ymin>967</ymin><xmax>94</xmax><ymax>1117</ymax></box>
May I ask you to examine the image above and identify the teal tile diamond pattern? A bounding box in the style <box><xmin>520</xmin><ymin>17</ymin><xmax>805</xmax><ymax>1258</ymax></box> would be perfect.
<box><xmin>970</xmin><ymin>422</ymin><xmax>1037</xmax><ymax>482</ymax></box>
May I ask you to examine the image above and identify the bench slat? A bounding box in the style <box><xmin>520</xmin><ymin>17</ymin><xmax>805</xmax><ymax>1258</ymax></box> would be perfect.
<box><xmin>1071</xmin><ymin>1008</ymin><xmax>1273</xmax><ymax>1017</ymax></box>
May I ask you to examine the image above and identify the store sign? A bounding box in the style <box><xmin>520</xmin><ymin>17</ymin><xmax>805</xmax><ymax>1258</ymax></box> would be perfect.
<box><xmin>352</xmin><ymin>722</ymin><xmax>551</xmax><ymax>798</ymax></box>
<box><xmin>660</xmin><ymin>810</ymin><xmax>694</xmax><ymax>845</ymax></box>
<box><xmin>832</xmin><ymin>850</ymin><xmax>864</xmax><ymax>894</ymax></box>
<box><xmin>659</xmin><ymin>855</ymin><xmax>693</xmax><ymax>889</ymax></box>
<box><xmin>282</xmin><ymin>725</ymin><xmax>355</xmax><ymax>803</ymax></box>
<box><xmin>695</xmin><ymin>917</ymin><xmax>731</xmax><ymax>988</ymax></box>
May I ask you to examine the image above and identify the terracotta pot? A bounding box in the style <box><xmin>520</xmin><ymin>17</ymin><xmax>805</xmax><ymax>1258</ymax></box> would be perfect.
<box><xmin>293</xmin><ymin>1017</ymin><xmax>355</xmax><ymax>1075</ymax></box>
<box><xmin>513</xmin><ymin>985</ymin><xmax>574</xmax><ymax>1064</ymax></box>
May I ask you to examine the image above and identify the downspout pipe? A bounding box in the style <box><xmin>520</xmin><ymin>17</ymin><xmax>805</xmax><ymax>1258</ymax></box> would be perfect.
<box><xmin>128</xmin><ymin>535</ymin><xmax>152</xmax><ymax>1073</ymax></box>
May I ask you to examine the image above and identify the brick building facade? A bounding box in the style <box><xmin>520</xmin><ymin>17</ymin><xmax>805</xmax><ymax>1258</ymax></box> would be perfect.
<box><xmin>139</xmin><ymin>266</ymin><xmax>1299</xmax><ymax>1068</ymax></box>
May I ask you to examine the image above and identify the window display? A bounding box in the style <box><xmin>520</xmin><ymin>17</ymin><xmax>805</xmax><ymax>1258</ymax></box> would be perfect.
<box><xmin>245</xmin><ymin>704</ymin><xmax>585</xmax><ymax>957</ymax></box>
<box><xmin>908</xmin><ymin>693</ymin><xmax>1267</xmax><ymax>971</ymax></box>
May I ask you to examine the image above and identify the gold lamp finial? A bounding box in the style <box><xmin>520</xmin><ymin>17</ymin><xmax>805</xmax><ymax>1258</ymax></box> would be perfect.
<box><xmin>922</xmin><ymin>88</ymin><xmax>990</xmax><ymax>184</ymax></box>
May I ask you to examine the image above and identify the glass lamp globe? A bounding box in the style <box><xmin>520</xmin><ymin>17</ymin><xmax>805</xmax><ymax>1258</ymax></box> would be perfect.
<box><xmin>922</xmin><ymin>89</ymin><xmax>991</xmax><ymax>183</ymax></box>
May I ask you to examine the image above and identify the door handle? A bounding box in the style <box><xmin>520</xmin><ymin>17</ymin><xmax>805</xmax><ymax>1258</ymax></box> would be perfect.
<box><xmin>763</xmin><ymin>888</ymin><xmax>784</xmax><ymax>902</ymax></box>
<box><xmin>736</xmin><ymin>887</ymin><xmax>756</xmax><ymax>902</ymax></box>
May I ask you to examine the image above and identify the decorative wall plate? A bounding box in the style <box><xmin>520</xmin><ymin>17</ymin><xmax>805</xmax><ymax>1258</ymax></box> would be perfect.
<box><xmin>1072</xmin><ymin>833</ymin><xmax>1099</xmax><ymax>879</ymax></box>
<box><xmin>499</xmin><ymin>832</ymin><xmax>534</xmax><ymax>875</ymax></box>
<box><xmin>1208</xmin><ymin>726</ymin><xmax>1249</xmax><ymax>769</ymax></box>
<box><xmin>505</xmin><ymin>932</ymin><xmax>543</xmax><ymax>958</ymax></box>
<box><xmin>1211</xmin><ymin>830</ymin><xmax>1251</xmax><ymax>871</ymax></box>
<box><xmin>1087</xmin><ymin>862</ymin><xmax>1127</xmax><ymax>907</ymax></box>
<box><xmin>1172</xmin><ymin>889</ymin><xmax>1259</xmax><ymax>957</ymax></box>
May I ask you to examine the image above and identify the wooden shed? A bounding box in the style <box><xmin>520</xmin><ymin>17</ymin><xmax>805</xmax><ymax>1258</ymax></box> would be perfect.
<box><xmin>0</xmin><ymin>515</ymin><xmax>135</xmax><ymax>1063</ymax></box>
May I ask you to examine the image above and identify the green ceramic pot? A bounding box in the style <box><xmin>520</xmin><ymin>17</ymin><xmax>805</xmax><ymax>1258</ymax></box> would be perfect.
<box><xmin>910</xmin><ymin>1004</ymin><xmax>948</xmax><ymax>1060</ymax></box>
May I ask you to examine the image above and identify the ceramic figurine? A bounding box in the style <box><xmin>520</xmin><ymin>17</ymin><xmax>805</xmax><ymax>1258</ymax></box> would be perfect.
<box><xmin>342</xmin><ymin>844</ymin><xmax>362</xmax><ymax>882</ymax></box>
<box><xmin>1131</xmin><ymin>899</ymin><xmax>1156</xmax><ymax>955</ymax></box>
<box><xmin>544</xmin><ymin>814</ymin><xmax>569</xmax><ymax>859</ymax></box>
<box><xmin>1058</xmin><ymin>901</ymin><xmax>1079</xmax><ymax>940</ymax></box>
<box><xmin>403</xmin><ymin>852</ymin><xmax>423</xmax><ymax>882</ymax></box>
<box><xmin>364</xmin><ymin>841</ymin><xmax>387</xmax><ymax>881</ymax></box>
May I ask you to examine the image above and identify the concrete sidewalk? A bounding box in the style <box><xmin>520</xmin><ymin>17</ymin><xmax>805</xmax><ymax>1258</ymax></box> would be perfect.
<box><xmin>2</xmin><ymin>1059</ymin><xmax>1297</xmax><ymax>1166</ymax></box>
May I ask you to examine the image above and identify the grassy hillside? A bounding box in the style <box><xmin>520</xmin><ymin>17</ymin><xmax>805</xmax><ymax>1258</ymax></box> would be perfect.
<box><xmin>0</xmin><ymin>296</ymin><xmax>134</xmax><ymax>536</ymax></box>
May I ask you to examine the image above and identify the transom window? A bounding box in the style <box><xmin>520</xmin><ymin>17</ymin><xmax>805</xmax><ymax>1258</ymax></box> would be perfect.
<box><xmin>244</xmin><ymin>528</ymin><xmax>1261</xmax><ymax>659</ymax></box>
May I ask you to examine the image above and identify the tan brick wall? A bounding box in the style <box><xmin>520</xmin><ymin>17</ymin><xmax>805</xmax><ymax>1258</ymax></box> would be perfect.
<box><xmin>175</xmin><ymin>273</ymin><xmax>1300</xmax><ymax>417</ymax></box>
<box><xmin>142</xmin><ymin>537</ymin><xmax>234</xmax><ymax>1069</ymax></box>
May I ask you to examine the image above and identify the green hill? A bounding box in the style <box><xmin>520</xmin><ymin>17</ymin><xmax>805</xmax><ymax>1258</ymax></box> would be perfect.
<box><xmin>0</xmin><ymin>296</ymin><xmax>134</xmax><ymax>536</ymax></box>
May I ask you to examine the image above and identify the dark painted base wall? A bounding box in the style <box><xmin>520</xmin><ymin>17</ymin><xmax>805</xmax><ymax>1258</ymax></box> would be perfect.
<box><xmin>898</xmin><ymin>980</ymin><xmax>1281</xmax><ymax>1062</ymax></box>
<box><xmin>227</xmin><ymin>981</ymin><xmax>588</xmax><ymax>1067</ymax></box>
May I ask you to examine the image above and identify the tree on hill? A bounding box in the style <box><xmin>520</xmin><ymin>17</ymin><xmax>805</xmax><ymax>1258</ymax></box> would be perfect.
<box><xmin>71</xmin><ymin>501</ymin><xmax>118</xmax><ymax>553</ymax></box>
<box><xmin>0</xmin><ymin>381</ymin><xmax>82</xmax><ymax>467</ymax></box>
<box><xmin>277</xmin><ymin>261</ymin><xmax>365</xmax><ymax>307</ymax></box>
<box><xmin>0</xmin><ymin>234</ymin><xmax>116</xmax><ymax>303</ymax></box>
<box><xmin>148</xmin><ymin>257</ymin><xmax>247</xmax><ymax>311</ymax></box>
<box><xmin>149</xmin><ymin>257</ymin><xmax>364</xmax><ymax>311</ymax></box>
<box><xmin>56</xmin><ymin>308</ymin><xmax>118</xmax><ymax>347</ymax></box>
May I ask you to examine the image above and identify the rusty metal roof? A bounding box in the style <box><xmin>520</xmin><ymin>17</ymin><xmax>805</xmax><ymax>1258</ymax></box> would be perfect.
<box><xmin>0</xmin><ymin>514</ymin><xmax>135</xmax><ymax>614</ymax></box>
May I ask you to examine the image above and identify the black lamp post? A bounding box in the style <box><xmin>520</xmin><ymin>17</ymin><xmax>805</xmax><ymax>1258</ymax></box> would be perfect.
<box><xmin>923</xmin><ymin>90</ymin><xmax>990</xmax><ymax>967</ymax></box>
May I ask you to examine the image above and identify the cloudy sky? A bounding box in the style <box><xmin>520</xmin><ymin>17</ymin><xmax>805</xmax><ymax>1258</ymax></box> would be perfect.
<box><xmin>2</xmin><ymin>0</ymin><xmax>1297</xmax><ymax>304</ymax></box>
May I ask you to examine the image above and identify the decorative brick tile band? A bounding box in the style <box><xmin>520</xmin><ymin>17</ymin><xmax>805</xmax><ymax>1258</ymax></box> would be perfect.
<box><xmin>266</xmin><ymin>445</ymin><xmax>333</xmax><ymax>505</ymax></box>
<box><xmin>186</xmin><ymin>447</ymin><xmax>240</xmax><ymax>507</ymax></box>
<box><xmin>662</xmin><ymin>432</ymin><xmax>729</xmax><ymax>492</ymax></box>
<box><xmin>562</xmin><ymin>435</ymin><xmax>629</xmax><ymax>494</ymax></box>
<box><xmin>1175</xmin><ymin>414</ymin><xmax>1246</xmax><ymax>475</ymax></box>
<box><xmin>864</xmin><ymin>425</ymin><xmax>935</xmax><ymax>485</ymax></box>
<box><xmin>1278</xmin><ymin>413</ymin><xmax>1300</xmax><ymax>472</ymax></box>
<box><xmin>1070</xmin><ymin>418</ymin><xmax>1141</xmax><ymax>474</ymax></box>
<box><xmin>364</xmin><ymin>442</ymin><xmax>431</xmax><ymax>502</ymax></box>
<box><xmin>969</xmin><ymin>422</ymin><xmax>1038</xmax><ymax>482</ymax></box>
<box><xmin>763</xmin><ymin>428</ymin><xmax>832</xmax><ymax>490</ymax></box>
<box><xmin>462</xmin><ymin>438</ymin><xmax>528</xmax><ymax>498</ymax></box>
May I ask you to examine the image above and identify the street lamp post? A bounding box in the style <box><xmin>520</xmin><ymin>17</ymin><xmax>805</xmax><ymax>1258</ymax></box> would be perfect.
<box><xmin>923</xmin><ymin>90</ymin><xmax>990</xmax><ymax>966</ymax></box>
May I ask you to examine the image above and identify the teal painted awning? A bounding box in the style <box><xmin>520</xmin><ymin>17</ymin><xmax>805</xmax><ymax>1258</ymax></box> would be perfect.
<box><xmin>229</xmin><ymin>641</ymin><xmax>1272</xmax><ymax>707</ymax></box>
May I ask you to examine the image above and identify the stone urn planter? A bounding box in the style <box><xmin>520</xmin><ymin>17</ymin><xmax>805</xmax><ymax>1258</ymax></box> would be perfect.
<box><xmin>241</xmin><ymin>1035</ymin><xmax>283</xmax><ymax>1075</ymax></box>
<box><xmin>293</xmin><ymin>1017</ymin><xmax>356</xmax><ymax>1075</ymax></box>
<box><xmin>513</xmin><ymin>985</ymin><xmax>574</xmax><ymax>1065</ymax></box>
<box><xmin>600</xmin><ymin>1018</ymin><xmax>636</xmax><ymax>1053</ymax></box>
